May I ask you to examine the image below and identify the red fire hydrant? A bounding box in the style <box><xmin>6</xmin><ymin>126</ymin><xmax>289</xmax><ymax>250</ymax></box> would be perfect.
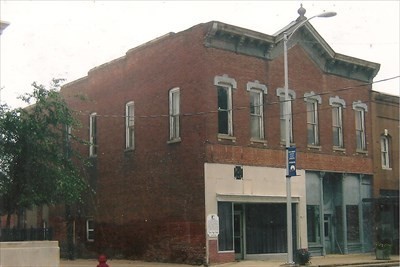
<box><xmin>97</xmin><ymin>254</ymin><xmax>109</xmax><ymax>267</ymax></box>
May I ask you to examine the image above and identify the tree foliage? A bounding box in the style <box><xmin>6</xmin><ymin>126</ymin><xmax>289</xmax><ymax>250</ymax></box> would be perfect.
<box><xmin>0</xmin><ymin>79</ymin><xmax>88</xmax><ymax>225</ymax></box>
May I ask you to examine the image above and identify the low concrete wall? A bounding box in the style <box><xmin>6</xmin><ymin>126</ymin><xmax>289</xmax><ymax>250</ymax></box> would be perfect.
<box><xmin>0</xmin><ymin>241</ymin><xmax>59</xmax><ymax>267</ymax></box>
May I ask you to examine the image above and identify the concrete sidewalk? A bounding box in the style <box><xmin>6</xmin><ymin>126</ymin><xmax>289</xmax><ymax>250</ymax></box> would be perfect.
<box><xmin>60</xmin><ymin>253</ymin><xmax>400</xmax><ymax>267</ymax></box>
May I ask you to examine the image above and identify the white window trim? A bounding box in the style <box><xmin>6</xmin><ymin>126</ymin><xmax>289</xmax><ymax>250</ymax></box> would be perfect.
<box><xmin>381</xmin><ymin>135</ymin><xmax>391</xmax><ymax>169</ymax></box>
<box><xmin>330</xmin><ymin>96</ymin><xmax>346</xmax><ymax>149</ymax></box>
<box><xmin>276</xmin><ymin>88</ymin><xmax>295</xmax><ymax>143</ymax></box>
<box><xmin>168</xmin><ymin>87</ymin><xmax>181</xmax><ymax>143</ymax></box>
<box><xmin>125</xmin><ymin>101</ymin><xmax>135</xmax><ymax>150</ymax></box>
<box><xmin>248</xmin><ymin>81</ymin><xmax>267</xmax><ymax>141</ymax></box>
<box><xmin>304</xmin><ymin>91</ymin><xmax>321</xmax><ymax>146</ymax></box>
<box><xmin>86</xmin><ymin>219</ymin><xmax>94</xmax><ymax>242</ymax></box>
<box><xmin>353</xmin><ymin>101</ymin><xmax>367</xmax><ymax>151</ymax></box>
<box><xmin>215</xmin><ymin>75</ymin><xmax>237</xmax><ymax>139</ymax></box>
<box><xmin>89</xmin><ymin>112</ymin><xmax>97</xmax><ymax>157</ymax></box>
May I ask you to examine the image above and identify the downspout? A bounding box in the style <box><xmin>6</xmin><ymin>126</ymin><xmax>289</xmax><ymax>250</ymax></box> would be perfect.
<box><xmin>320</xmin><ymin>172</ymin><xmax>326</xmax><ymax>255</ymax></box>
<box><xmin>342</xmin><ymin>174</ymin><xmax>348</xmax><ymax>254</ymax></box>
<box><xmin>358</xmin><ymin>174</ymin><xmax>365</xmax><ymax>252</ymax></box>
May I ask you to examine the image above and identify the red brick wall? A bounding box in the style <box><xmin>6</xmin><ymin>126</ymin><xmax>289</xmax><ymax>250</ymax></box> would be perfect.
<box><xmin>208</xmin><ymin>239</ymin><xmax>235</xmax><ymax>264</ymax></box>
<box><xmin>58</xmin><ymin>21</ymin><xmax>374</xmax><ymax>263</ymax></box>
<box><xmin>60</xmin><ymin>23</ymin><xmax>211</xmax><ymax>264</ymax></box>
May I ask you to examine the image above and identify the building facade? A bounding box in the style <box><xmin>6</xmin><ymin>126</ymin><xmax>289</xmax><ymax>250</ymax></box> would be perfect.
<box><xmin>55</xmin><ymin>9</ymin><xmax>382</xmax><ymax>265</ymax></box>
<box><xmin>370</xmin><ymin>91</ymin><xmax>399</xmax><ymax>254</ymax></box>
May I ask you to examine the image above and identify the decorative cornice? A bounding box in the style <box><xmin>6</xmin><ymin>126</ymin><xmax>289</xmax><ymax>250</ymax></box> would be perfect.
<box><xmin>204</xmin><ymin>21</ymin><xmax>380</xmax><ymax>83</ymax></box>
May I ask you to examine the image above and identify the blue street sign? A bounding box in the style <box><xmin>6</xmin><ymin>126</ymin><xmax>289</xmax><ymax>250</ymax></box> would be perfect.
<box><xmin>288</xmin><ymin>147</ymin><xmax>296</xmax><ymax>177</ymax></box>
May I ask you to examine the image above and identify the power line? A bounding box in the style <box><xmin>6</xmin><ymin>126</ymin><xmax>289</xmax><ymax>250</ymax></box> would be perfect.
<box><xmin>72</xmin><ymin>75</ymin><xmax>399</xmax><ymax>119</ymax></box>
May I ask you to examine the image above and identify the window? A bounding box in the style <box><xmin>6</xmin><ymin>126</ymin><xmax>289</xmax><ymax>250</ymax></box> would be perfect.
<box><xmin>89</xmin><ymin>113</ymin><xmax>97</xmax><ymax>156</ymax></box>
<box><xmin>304</xmin><ymin>92</ymin><xmax>321</xmax><ymax>146</ymax></box>
<box><xmin>307</xmin><ymin>205</ymin><xmax>321</xmax><ymax>243</ymax></box>
<box><xmin>306</xmin><ymin>100</ymin><xmax>319</xmax><ymax>145</ymax></box>
<box><xmin>169</xmin><ymin>88</ymin><xmax>180</xmax><ymax>142</ymax></box>
<box><xmin>218</xmin><ymin>202</ymin><xmax>233</xmax><ymax>251</ymax></box>
<box><xmin>277</xmin><ymin>88</ymin><xmax>295</xmax><ymax>143</ymax></box>
<box><xmin>346</xmin><ymin>205</ymin><xmax>359</xmax><ymax>242</ymax></box>
<box><xmin>125</xmin><ymin>102</ymin><xmax>134</xmax><ymax>149</ymax></box>
<box><xmin>353</xmin><ymin>101</ymin><xmax>368</xmax><ymax>151</ymax></box>
<box><xmin>381</xmin><ymin>135</ymin><xmax>390</xmax><ymax>169</ymax></box>
<box><xmin>214</xmin><ymin>75</ymin><xmax>237</xmax><ymax>137</ymax></box>
<box><xmin>330</xmin><ymin>96</ymin><xmax>345</xmax><ymax>148</ymax></box>
<box><xmin>86</xmin><ymin>219</ymin><xmax>94</xmax><ymax>241</ymax></box>
<box><xmin>247</xmin><ymin>81</ymin><xmax>267</xmax><ymax>140</ymax></box>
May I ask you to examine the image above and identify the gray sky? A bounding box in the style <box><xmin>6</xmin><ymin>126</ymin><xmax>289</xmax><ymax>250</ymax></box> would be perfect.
<box><xmin>1</xmin><ymin>1</ymin><xmax>399</xmax><ymax>108</ymax></box>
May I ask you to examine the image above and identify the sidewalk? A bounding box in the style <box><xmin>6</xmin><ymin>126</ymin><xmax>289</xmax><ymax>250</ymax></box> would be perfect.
<box><xmin>60</xmin><ymin>253</ymin><xmax>400</xmax><ymax>267</ymax></box>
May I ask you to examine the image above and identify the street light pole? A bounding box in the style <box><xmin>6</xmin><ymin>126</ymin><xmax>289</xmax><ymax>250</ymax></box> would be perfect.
<box><xmin>283</xmin><ymin>10</ymin><xmax>336</xmax><ymax>265</ymax></box>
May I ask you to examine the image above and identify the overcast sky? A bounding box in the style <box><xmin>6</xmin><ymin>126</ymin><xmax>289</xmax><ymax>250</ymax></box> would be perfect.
<box><xmin>1</xmin><ymin>1</ymin><xmax>399</xmax><ymax>108</ymax></box>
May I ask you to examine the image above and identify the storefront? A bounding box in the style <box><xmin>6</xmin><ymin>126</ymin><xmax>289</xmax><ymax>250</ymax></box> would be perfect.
<box><xmin>204</xmin><ymin>163</ymin><xmax>307</xmax><ymax>263</ymax></box>
<box><xmin>306</xmin><ymin>171</ymin><xmax>373</xmax><ymax>255</ymax></box>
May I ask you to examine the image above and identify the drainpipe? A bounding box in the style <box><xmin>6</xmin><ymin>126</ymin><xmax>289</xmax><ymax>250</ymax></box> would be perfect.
<box><xmin>342</xmin><ymin>174</ymin><xmax>348</xmax><ymax>254</ymax></box>
<box><xmin>358</xmin><ymin>174</ymin><xmax>365</xmax><ymax>252</ymax></box>
<box><xmin>320</xmin><ymin>172</ymin><xmax>326</xmax><ymax>255</ymax></box>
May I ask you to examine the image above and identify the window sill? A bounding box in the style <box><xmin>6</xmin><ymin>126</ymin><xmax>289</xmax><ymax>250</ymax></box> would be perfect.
<box><xmin>333</xmin><ymin>146</ymin><xmax>346</xmax><ymax>153</ymax></box>
<box><xmin>356</xmin><ymin>149</ymin><xmax>368</xmax><ymax>155</ymax></box>
<box><xmin>307</xmin><ymin>145</ymin><xmax>321</xmax><ymax>151</ymax></box>
<box><xmin>124</xmin><ymin>147</ymin><xmax>134</xmax><ymax>152</ymax></box>
<box><xmin>250</xmin><ymin>138</ymin><xmax>267</xmax><ymax>146</ymax></box>
<box><xmin>167</xmin><ymin>137</ymin><xmax>181</xmax><ymax>144</ymax></box>
<box><xmin>382</xmin><ymin>167</ymin><xmax>392</xmax><ymax>170</ymax></box>
<box><xmin>217</xmin><ymin>134</ymin><xmax>236</xmax><ymax>142</ymax></box>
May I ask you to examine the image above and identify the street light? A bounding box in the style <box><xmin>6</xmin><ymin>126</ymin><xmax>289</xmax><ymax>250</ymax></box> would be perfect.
<box><xmin>283</xmin><ymin>10</ymin><xmax>336</xmax><ymax>265</ymax></box>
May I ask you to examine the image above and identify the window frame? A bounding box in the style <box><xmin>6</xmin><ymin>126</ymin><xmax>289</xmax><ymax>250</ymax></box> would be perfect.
<box><xmin>247</xmin><ymin>81</ymin><xmax>267</xmax><ymax>141</ymax></box>
<box><xmin>352</xmin><ymin>101</ymin><xmax>368</xmax><ymax>151</ymax></box>
<box><xmin>304</xmin><ymin>92</ymin><xmax>321</xmax><ymax>147</ymax></box>
<box><xmin>380</xmin><ymin>135</ymin><xmax>390</xmax><ymax>169</ymax></box>
<box><xmin>214</xmin><ymin>75</ymin><xmax>237</xmax><ymax>139</ymax></box>
<box><xmin>89</xmin><ymin>112</ymin><xmax>97</xmax><ymax>157</ymax></box>
<box><xmin>168</xmin><ymin>87</ymin><xmax>181</xmax><ymax>143</ymax></box>
<box><xmin>276</xmin><ymin>88</ymin><xmax>296</xmax><ymax>143</ymax></box>
<box><xmin>86</xmin><ymin>219</ymin><xmax>94</xmax><ymax>242</ymax></box>
<box><xmin>125</xmin><ymin>101</ymin><xmax>135</xmax><ymax>150</ymax></box>
<box><xmin>330</xmin><ymin>96</ymin><xmax>346</xmax><ymax>149</ymax></box>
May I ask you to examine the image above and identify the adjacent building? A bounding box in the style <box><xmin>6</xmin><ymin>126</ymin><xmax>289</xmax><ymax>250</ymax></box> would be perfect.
<box><xmin>47</xmin><ymin>7</ymin><xmax>393</xmax><ymax>265</ymax></box>
<box><xmin>370</xmin><ymin>91</ymin><xmax>399</xmax><ymax>253</ymax></box>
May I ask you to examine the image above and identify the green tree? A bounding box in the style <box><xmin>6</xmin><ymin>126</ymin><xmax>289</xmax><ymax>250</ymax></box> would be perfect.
<box><xmin>0</xmin><ymin>79</ymin><xmax>88</xmax><ymax>228</ymax></box>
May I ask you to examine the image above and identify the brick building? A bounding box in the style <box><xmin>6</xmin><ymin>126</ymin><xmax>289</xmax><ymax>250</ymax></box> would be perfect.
<box><xmin>55</xmin><ymin>8</ymin><xmax>382</xmax><ymax>265</ymax></box>
<box><xmin>370</xmin><ymin>91</ymin><xmax>399</xmax><ymax>253</ymax></box>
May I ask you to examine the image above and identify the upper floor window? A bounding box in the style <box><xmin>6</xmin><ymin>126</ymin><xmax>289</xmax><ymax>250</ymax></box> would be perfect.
<box><xmin>304</xmin><ymin>92</ymin><xmax>321</xmax><ymax>146</ymax></box>
<box><xmin>330</xmin><ymin>96</ymin><xmax>346</xmax><ymax>148</ymax></box>
<box><xmin>214</xmin><ymin>75</ymin><xmax>237</xmax><ymax>137</ymax></box>
<box><xmin>125</xmin><ymin>101</ymin><xmax>135</xmax><ymax>150</ymax></box>
<box><xmin>381</xmin><ymin>135</ymin><xmax>390</xmax><ymax>169</ymax></box>
<box><xmin>89</xmin><ymin>112</ymin><xmax>97</xmax><ymax>157</ymax></box>
<box><xmin>247</xmin><ymin>81</ymin><xmax>267</xmax><ymax>140</ymax></box>
<box><xmin>169</xmin><ymin>87</ymin><xmax>180</xmax><ymax>142</ymax></box>
<box><xmin>353</xmin><ymin>101</ymin><xmax>368</xmax><ymax>151</ymax></box>
<box><xmin>277</xmin><ymin>88</ymin><xmax>295</xmax><ymax>143</ymax></box>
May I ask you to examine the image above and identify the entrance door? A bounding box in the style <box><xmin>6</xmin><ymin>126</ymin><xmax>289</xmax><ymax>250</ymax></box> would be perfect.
<box><xmin>234</xmin><ymin>211</ymin><xmax>244</xmax><ymax>260</ymax></box>
<box><xmin>324</xmin><ymin>214</ymin><xmax>332</xmax><ymax>253</ymax></box>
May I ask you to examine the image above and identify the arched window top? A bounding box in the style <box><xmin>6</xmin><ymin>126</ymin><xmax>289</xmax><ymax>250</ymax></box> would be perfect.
<box><xmin>247</xmin><ymin>80</ymin><xmax>268</xmax><ymax>94</ymax></box>
<box><xmin>214</xmin><ymin>74</ymin><xmax>237</xmax><ymax>89</ymax></box>
<box><xmin>352</xmin><ymin>100</ymin><xmax>368</xmax><ymax>112</ymax></box>
<box><xmin>276</xmin><ymin>87</ymin><xmax>296</xmax><ymax>99</ymax></box>
<box><xmin>169</xmin><ymin>87</ymin><xmax>180</xmax><ymax>93</ymax></box>
<box><xmin>126</xmin><ymin>100</ymin><xmax>134</xmax><ymax>106</ymax></box>
<box><xmin>304</xmin><ymin>91</ymin><xmax>322</xmax><ymax>104</ymax></box>
<box><xmin>329</xmin><ymin>96</ymin><xmax>346</xmax><ymax>108</ymax></box>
